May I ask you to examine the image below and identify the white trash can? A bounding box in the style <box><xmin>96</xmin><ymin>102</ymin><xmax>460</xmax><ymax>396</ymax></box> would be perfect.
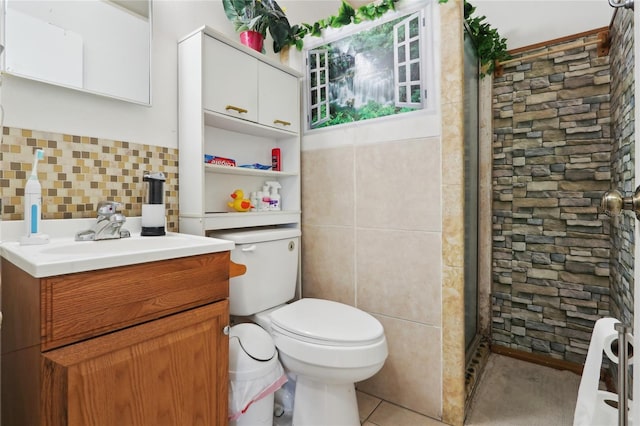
<box><xmin>229</xmin><ymin>323</ymin><xmax>287</xmax><ymax>426</ymax></box>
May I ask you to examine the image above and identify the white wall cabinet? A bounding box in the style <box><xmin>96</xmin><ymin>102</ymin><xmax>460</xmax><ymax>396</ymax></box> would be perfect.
<box><xmin>178</xmin><ymin>27</ymin><xmax>301</xmax><ymax>235</ymax></box>
<box><xmin>258</xmin><ymin>62</ymin><xmax>300</xmax><ymax>131</ymax></box>
<box><xmin>203</xmin><ymin>37</ymin><xmax>259</xmax><ymax>123</ymax></box>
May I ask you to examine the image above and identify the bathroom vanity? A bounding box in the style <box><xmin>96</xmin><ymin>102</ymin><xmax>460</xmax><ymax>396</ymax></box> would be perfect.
<box><xmin>1</xmin><ymin>233</ymin><xmax>234</xmax><ymax>425</ymax></box>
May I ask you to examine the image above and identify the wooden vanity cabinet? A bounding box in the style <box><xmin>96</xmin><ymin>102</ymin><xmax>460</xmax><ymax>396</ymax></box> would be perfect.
<box><xmin>41</xmin><ymin>301</ymin><xmax>227</xmax><ymax>426</ymax></box>
<box><xmin>1</xmin><ymin>252</ymin><xmax>230</xmax><ymax>426</ymax></box>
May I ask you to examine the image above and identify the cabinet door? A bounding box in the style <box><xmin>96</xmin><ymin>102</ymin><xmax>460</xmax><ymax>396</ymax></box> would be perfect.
<box><xmin>41</xmin><ymin>301</ymin><xmax>229</xmax><ymax>426</ymax></box>
<box><xmin>258</xmin><ymin>62</ymin><xmax>300</xmax><ymax>131</ymax></box>
<box><xmin>203</xmin><ymin>36</ymin><xmax>258</xmax><ymax>122</ymax></box>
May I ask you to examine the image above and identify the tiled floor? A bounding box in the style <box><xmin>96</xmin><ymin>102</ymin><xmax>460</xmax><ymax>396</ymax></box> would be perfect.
<box><xmin>357</xmin><ymin>353</ymin><xmax>581</xmax><ymax>426</ymax></box>
<box><xmin>357</xmin><ymin>391</ymin><xmax>444</xmax><ymax>426</ymax></box>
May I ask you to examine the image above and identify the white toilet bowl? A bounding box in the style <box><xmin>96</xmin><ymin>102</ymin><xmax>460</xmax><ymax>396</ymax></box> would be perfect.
<box><xmin>257</xmin><ymin>298</ymin><xmax>388</xmax><ymax>426</ymax></box>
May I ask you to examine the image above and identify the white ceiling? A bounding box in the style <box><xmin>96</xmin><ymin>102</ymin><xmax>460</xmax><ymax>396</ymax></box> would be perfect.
<box><xmin>468</xmin><ymin>0</ymin><xmax>614</xmax><ymax>50</ymax></box>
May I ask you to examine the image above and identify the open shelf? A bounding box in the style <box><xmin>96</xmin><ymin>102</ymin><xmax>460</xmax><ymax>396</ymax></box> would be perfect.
<box><xmin>204</xmin><ymin>163</ymin><xmax>298</xmax><ymax>177</ymax></box>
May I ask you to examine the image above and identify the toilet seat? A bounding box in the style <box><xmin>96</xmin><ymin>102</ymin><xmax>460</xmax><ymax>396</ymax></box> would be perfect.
<box><xmin>268</xmin><ymin>299</ymin><xmax>387</xmax><ymax>370</ymax></box>
<box><xmin>270</xmin><ymin>298</ymin><xmax>384</xmax><ymax>347</ymax></box>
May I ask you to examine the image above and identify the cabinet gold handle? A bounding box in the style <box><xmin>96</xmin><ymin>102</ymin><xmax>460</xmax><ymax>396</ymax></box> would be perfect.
<box><xmin>225</xmin><ymin>105</ymin><xmax>248</xmax><ymax>114</ymax></box>
<box><xmin>273</xmin><ymin>119</ymin><xmax>291</xmax><ymax>126</ymax></box>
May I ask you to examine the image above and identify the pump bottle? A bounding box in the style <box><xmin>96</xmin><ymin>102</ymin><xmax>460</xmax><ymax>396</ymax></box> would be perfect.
<box><xmin>266</xmin><ymin>181</ymin><xmax>282</xmax><ymax>211</ymax></box>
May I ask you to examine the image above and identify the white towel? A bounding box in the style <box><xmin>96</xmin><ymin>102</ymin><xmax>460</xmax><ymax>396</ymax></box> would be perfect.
<box><xmin>573</xmin><ymin>317</ymin><xmax>622</xmax><ymax>426</ymax></box>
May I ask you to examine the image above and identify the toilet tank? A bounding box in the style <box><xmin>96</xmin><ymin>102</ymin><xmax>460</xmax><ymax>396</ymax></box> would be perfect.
<box><xmin>210</xmin><ymin>228</ymin><xmax>300</xmax><ymax>316</ymax></box>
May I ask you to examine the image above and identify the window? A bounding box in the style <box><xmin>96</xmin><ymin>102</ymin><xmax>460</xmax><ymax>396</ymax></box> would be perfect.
<box><xmin>394</xmin><ymin>13</ymin><xmax>423</xmax><ymax>109</ymax></box>
<box><xmin>308</xmin><ymin>49</ymin><xmax>330</xmax><ymax>127</ymax></box>
<box><xmin>304</xmin><ymin>6</ymin><xmax>430</xmax><ymax>130</ymax></box>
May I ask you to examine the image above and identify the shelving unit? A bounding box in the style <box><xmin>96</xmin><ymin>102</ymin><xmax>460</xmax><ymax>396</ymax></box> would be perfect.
<box><xmin>178</xmin><ymin>26</ymin><xmax>302</xmax><ymax>235</ymax></box>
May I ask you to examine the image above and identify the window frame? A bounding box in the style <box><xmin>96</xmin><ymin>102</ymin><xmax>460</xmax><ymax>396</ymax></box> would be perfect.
<box><xmin>393</xmin><ymin>12</ymin><xmax>424</xmax><ymax>109</ymax></box>
<box><xmin>302</xmin><ymin>0</ymin><xmax>435</xmax><ymax>132</ymax></box>
<box><xmin>307</xmin><ymin>49</ymin><xmax>331</xmax><ymax>128</ymax></box>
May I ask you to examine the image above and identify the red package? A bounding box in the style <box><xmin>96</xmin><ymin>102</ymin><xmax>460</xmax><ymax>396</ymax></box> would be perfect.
<box><xmin>205</xmin><ymin>155</ymin><xmax>236</xmax><ymax>167</ymax></box>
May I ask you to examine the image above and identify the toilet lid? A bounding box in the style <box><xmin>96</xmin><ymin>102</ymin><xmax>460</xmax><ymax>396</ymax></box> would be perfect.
<box><xmin>270</xmin><ymin>299</ymin><xmax>384</xmax><ymax>346</ymax></box>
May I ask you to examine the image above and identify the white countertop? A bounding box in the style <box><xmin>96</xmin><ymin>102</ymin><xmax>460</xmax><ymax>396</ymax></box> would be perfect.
<box><xmin>0</xmin><ymin>218</ymin><xmax>234</xmax><ymax>278</ymax></box>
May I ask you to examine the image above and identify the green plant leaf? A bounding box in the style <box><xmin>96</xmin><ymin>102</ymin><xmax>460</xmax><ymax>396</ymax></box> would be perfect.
<box><xmin>335</xmin><ymin>1</ymin><xmax>356</xmax><ymax>25</ymax></box>
<box><xmin>463</xmin><ymin>1</ymin><xmax>510</xmax><ymax>76</ymax></box>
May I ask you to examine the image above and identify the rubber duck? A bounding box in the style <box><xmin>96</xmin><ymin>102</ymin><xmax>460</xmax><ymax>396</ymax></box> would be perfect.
<box><xmin>228</xmin><ymin>189</ymin><xmax>252</xmax><ymax>212</ymax></box>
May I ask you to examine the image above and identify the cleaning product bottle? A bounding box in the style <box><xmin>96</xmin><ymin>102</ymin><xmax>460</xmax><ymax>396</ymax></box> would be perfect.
<box><xmin>261</xmin><ymin>184</ymin><xmax>271</xmax><ymax>211</ymax></box>
<box><xmin>20</xmin><ymin>149</ymin><xmax>49</xmax><ymax>245</ymax></box>
<box><xmin>266</xmin><ymin>181</ymin><xmax>282</xmax><ymax>211</ymax></box>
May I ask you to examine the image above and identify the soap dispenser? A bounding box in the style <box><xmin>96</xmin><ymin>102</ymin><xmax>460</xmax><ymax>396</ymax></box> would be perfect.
<box><xmin>141</xmin><ymin>172</ymin><xmax>166</xmax><ymax>236</ymax></box>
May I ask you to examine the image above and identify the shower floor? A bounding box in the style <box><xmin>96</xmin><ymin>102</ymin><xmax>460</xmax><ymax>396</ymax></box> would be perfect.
<box><xmin>464</xmin><ymin>353</ymin><xmax>581</xmax><ymax>425</ymax></box>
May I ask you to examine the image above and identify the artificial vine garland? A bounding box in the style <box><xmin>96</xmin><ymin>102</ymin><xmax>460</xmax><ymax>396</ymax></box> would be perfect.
<box><xmin>457</xmin><ymin>0</ymin><xmax>510</xmax><ymax>76</ymax></box>
<box><xmin>288</xmin><ymin>0</ymin><xmax>399</xmax><ymax>50</ymax></box>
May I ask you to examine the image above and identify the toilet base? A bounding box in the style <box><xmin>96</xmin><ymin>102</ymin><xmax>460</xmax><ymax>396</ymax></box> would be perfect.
<box><xmin>292</xmin><ymin>377</ymin><xmax>359</xmax><ymax>426</ymax></box>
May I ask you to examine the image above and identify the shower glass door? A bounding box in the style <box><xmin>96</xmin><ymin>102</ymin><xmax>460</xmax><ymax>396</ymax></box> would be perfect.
<box><xmin>463</xmin><ymin>28</ymin><xmax>480</xmax><ymax>352</ymax></box>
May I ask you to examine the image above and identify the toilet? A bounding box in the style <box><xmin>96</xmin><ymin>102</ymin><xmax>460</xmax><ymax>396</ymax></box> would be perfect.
<box><xmin>211</xmin><ymin>228</ymin><xmax>388</xmax><ymax>426</ymax></box>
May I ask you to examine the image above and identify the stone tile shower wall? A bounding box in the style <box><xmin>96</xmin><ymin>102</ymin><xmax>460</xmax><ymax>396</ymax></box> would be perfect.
<box><xmin>492</xmin><ymin>31</ymin><xmax>612</xmax><ymax>363</ymax></box>
<box><xmin>609</xmin><ymin>8</ymin><xmax>634</xmax><ymax>327</ymax></box>
<box><xmin>0</xmin><ymin>127</ymin><xmax>179</xmax><ymax>231</ymax></box>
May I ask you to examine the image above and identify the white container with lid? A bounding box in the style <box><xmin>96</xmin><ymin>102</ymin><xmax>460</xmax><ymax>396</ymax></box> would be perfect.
<box><xmin>229</xmin><ymin>323</ymin><xmax>287</xmax><ymax>426</ymax></box>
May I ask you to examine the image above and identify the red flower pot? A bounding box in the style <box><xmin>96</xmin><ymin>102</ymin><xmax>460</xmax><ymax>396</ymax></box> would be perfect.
<box><xmin>239</xmin><ymin>30</ymin><xmax>264</xmax><ymax>52</ymax></box>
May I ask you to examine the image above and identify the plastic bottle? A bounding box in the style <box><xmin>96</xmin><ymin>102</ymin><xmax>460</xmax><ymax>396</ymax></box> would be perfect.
<box><xmin>261</xmin><ymin>185</ymin><xmax>271</xmax><ymax>211</ymax></box>
<box><xmin>266</xmin><ymin>181</ymin><xmax>282</xmax><ymax>211</ymax></box>
<box><xmin>255</xmin><ymin>191</ymin><xmax>263</xmax><ymax>211</ymax></box>
<box><xmin>250</xmin><ymin>191</ymin><xmax>259</xmax><ymax>212</ymax></box>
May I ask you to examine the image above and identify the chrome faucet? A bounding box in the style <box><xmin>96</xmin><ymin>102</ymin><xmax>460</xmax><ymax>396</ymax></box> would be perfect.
<box><xmin>75</xmin><ymin>201</ymin><xmax>131</xmax><ymax>241</ymax></box>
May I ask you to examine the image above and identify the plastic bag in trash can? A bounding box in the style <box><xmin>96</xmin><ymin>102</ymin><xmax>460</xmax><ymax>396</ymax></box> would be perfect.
<box><xmin>229</xmin><ymin>324</ymin><xmax>288</xmax><ymax>422</ymax></box>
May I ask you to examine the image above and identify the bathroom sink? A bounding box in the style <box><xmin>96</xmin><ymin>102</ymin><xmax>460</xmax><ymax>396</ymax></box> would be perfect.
<box><xmin>38</xmin><ymin>235</ymin><xmax>215</xmax><ymax>256</ymax></box>
<box><xmin>0</xmin><ymin>233</ymin><xmax>234</xmax><ymax>278</ymax></box>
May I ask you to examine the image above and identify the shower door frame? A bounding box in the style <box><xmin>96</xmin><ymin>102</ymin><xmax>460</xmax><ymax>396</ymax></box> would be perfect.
<box><xmin>463</xmin><ymin>25</ymin><xmax>480</xmax><ymax>356</ymax></box>
<box><xmin>632</xmin><ymin>3</ymin><xmax>640</xmax><ymax>422</ymax></box>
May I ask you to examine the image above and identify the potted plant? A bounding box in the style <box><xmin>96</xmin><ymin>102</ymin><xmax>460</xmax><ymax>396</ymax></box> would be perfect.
<box><xmin>222</xmin><ymin>0</ymin><xmax>293</xmax><ymax>53</ymax></box>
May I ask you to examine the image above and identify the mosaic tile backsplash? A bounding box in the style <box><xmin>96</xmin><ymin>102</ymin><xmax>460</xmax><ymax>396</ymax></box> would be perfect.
<box><xmin>0</xmin><ymin>127</ymin><xmax>179</xmax><ymax>231</ymax></box>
